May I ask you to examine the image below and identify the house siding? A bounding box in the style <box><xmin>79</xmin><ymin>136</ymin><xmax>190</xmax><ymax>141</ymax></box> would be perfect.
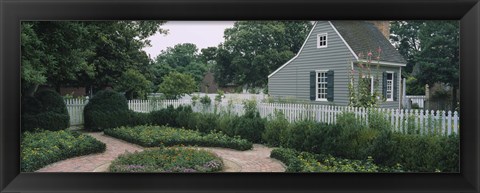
<box><xmin>268</xmin><ymin>21</ymin><xmax>401</xmax><ymax>109</ymax></box>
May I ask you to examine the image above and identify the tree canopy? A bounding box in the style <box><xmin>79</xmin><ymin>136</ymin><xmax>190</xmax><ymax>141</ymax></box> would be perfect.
<box><xmin>158</xmin><ymin>72</ymin><xmax>197</xmax><ymax>99</ymax></box>
<box><xmin>152</xmin><ymin>43</ymin><xmax>208</xmax><ymax>86</ymax></box>
<box><xmin>390</xmin><ymin>20</ymin><xmax>459</xmax><ymax>110</ymax></box>
<box><xmin>213</xmin><ymin>21</ymin><xmax>313</xmax><ymax>88</ymax></box>
<box><xmin>114</xmin><ymin>69</ymin><xmax>153</xmax><ymax>100</ymax></box>
<box><xmin>21</xmin><ymin>21</ymin><xmax>167</xmax><ymax>97</ymax></box>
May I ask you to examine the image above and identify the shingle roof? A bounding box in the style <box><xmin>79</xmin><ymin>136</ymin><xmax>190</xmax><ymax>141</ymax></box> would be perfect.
<box><xmin>331</xmin><ymin>21</ymin><xmax>407</xmax><ymax>64</ymax></box>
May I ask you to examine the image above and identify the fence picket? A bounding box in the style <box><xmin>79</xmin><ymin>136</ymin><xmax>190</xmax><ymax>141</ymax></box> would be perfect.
<box><xmin>453</xmin><ymin>111</ymin><xmax>458</xmax><ymax>134</ymax></box>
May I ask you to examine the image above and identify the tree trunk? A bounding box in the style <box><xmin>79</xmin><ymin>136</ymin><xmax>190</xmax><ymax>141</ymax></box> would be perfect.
<box><xmin>451</xmin><ymin>85</ymin><xmax>457</xmax><ymax>111</ymax></box>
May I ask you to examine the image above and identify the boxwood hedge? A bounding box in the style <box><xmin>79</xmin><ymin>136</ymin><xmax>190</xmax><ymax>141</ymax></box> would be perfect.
<box><xmin>21</xmin><ymin>90</ymin><xmax>70</xmax><ymax>132</ymax></box>
<box><xmin>104</xmin><ymin>125</ymin><xmax>253</xmax><ymax>151</ymax></box>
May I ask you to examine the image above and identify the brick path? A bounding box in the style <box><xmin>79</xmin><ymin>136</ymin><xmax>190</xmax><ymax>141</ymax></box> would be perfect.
<box><xmin>200</xmin><ymin>145</ymin><xmax>285</xmax><ymax>172</ymax></box>
<box><xmin>37</xmin><ymin>132</ymin><xmax>144</xmax><ymax>172</ymax></box>
<box><xmin>37</xmin><ymin>132</ymin><xmax>285</xmax><ymax>172</ymax></box>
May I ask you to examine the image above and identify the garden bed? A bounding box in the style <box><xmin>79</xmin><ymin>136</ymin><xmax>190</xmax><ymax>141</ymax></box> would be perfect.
<box><xmin>104</xmin><ymin>125</ymin><xmax>253</xmax><ymax>150</ymax></box>
<box><xmin>109</xmin><ymin>147</ymin><xmax>223</xmax><ymax>172</ymax></box>
<box><xmin>21</xmin><ymin>130</ymin><xmax>106</xmax><ymax>172</ymax></box>
<box><xmin>270</xmin><ymin>148</ymin><xmax>404</xmax><ymax>172</ymax></box>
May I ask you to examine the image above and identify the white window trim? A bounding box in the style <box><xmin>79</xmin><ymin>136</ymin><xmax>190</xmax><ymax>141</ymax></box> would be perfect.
<box><xmin>386</xmin><ymin>71</ymin><xmax>394</xmax><ymax>101</ymax></box>
<box><xmin>317</xmin><ymin>33</ymin><xmax>328</xmax><ymax>48</ymax></box>
<box><xmin>315</xmin><ymin>70</ymin><xmax>328</xmax><ymax>101</ymax></box>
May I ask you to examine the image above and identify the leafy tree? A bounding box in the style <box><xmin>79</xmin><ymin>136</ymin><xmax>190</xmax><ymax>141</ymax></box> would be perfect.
<box><xmin>21</xmin><ymin>23</ymin><xmax>48</xmax><ymax>96</ymax></box>
<box><xmin>21</xmin><ymin>21</ymin><xmax>166</xmax><ymax>96</ymax></box>
<box><xmin>390</xmin><ymin>21</ymin><xmax>425</xmax><ymax>96</ymax></box>
<box><xmin>21</xmin><ymin>22</ymin><xmax>96</xmax><ymax>96</ymax></box>
<box><xmin>214</xmin><ymin>21</ymin><xmax>313</xmax><ymax>88</ymax></box>
<box><xmin>82</xmin><ymin>21</ymin><xmax>166</xmax><ymax>90</ymax></box>
<box><xmin>114</xmin><ymin>69</ymin><xmax>153</xmax><ymax>99</ymax></box>
<box><xmin>200</xmin><ymin>47</ymin><xmax>218</xmax><ymax>71</ymax></box>
<box><xmin>158</xmin><ymin>72</ymin><xmax>197</xmax><ymax>99</ymax></box>
<box><xmin>152</xmin><ymin>43</ymin><xmax>208</xmax><ymax>85</ymax></box>
<box><xmin>415</xmin><ymin>21</ymin><xmax>459</xmax><ymax>110</ymax></box>
<box><xmin>390</xmin><ymin>21</ymin><xmax>423</xmax><ymax>75</ymax></box>
<box><xmin>390</xmin><ymin>21</ymin><xmax>459</xmax><ymax>110</ymax></box>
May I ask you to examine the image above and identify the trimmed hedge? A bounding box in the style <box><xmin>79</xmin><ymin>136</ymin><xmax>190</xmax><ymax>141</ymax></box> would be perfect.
<box><xmin>22</xmin><ymin>112</ymin><xmax>70</xmax><ymax>132</ymax></box>
<box><xmin>84</xmin><ymin>90</ymin><xmax>131</xmax><ymax>131</ymax></box>
<box><xmin>21</xmin><ymin>90</ymin><xmax>70</xmax><ymax>132</ymax></box>
<box><xmin>104</xmin><ymin>125</ymin><xmax>253</xmax><ymax>151</ymax></box>
<box><xmin>109</xmin><ymin>147</ymin><xmax>223</xmax><ymax>172</ymax></box>
<box><xmin>21</xmin><ymin>130</ymin><xmax>106</xmax><ymax>172</ymax></box>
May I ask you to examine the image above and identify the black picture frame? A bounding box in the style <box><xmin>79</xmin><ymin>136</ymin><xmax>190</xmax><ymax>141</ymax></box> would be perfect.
<box><xmin>1</xmin><ymin>0</ymin><xmax>479</xmax><ymax>192</ymax></box>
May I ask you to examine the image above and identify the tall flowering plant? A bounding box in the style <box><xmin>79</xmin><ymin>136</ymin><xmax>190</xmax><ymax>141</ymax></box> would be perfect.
<box><xmin>348</xmin><ymin>47</ymin><xmax>384</xmax><ymax>108</ymax></box>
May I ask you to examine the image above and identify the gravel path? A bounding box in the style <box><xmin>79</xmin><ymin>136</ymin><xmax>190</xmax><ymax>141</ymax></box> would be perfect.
<box><xmin>37</xmin><ymin>132</ymin><xmax>285</xmax><ymax>172</ymax></box>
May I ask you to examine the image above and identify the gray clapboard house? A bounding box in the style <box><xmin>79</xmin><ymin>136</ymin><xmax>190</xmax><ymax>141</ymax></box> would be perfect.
<box><xmin>268</xmin><ymin>21</ymin><xmax>407</xmax><ymax>108</ymax></box>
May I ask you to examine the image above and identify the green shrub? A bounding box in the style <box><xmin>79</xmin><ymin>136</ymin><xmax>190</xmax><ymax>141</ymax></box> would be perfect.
<box><xmin>367</xmin><ymin>110</ymin><xmax>392</xmax><ymax>132</ymax></box>
<box><xmin>331</xmin><ymin>112</ymin><xmax>379</xmax><ymax>159</ymax></box>
<box><xmin>228</xmin><ymin>100</ymin><xmax>265</xmax><ymax>143</ymax></box>
<box><xmin>233</xmin><ymin>115</ymin><xmax>265</xmax><ymax>143</ymax></box>
<box><xmin>35</xmin><ymin>89</ymin><xmax>69</xmax><ymax>114</ymax></box>
<box><xmin>150</xmin><ymin>105</ymin><xmax>192</xmax><ymax>128</ymax></box>
<box><xmin>200</xmin><ymin>95</ymin><xmax>212</xmax><ymax>105</ymax></box>
<box><xmin>84</xmin><ymin>110</ymin><xmax>131</xmax><ymax>131</ymax></box>
<box><xmin>84</xmin><ymin>90</ymin><xmax>130</xmax><ymax>131</ymax></box>
<box><xmin>336</xmin><ymin>111</ymin><xmax>365</xmax><ymax>131</ymax></box>
<box><xmin>128</xmin><ymin>111</ymin><xmax>152</xmax><ymax>126</ymax></box>
<box><xmin>21</xmin><ymin>130</ymin><xmax>106</xmax><ymax>172</ymax></box>
<box><xmin>175</xmin><ymin>106</ymin><xmax>194</xmax><ymax>128</ymax></box>
<box><xmin>21</xmin><ymin>90</ymin><xmax>70</xmax><ymax>132</ymax></box>
<box><xmin>216</xmin><ymin>114</ymin><xmax>239</xmax><ymax>136</ymax></box>
<box><xmin>270</xmin><ymin>148</ymin><xmax>386</xmax><ymax>172</ymax></box>
<box><xmin>192</xmin><ymin>113</ymin><xmax>218</xmax><ymax>133</ymax></box>
<box><xmin>303</xmin><ymin>122</ymin><xmax>334</xmax><ymax>154</ymax></box>
<box><xmin>368</xmin><ymin>130</ymin><xmax>399</xmax><ymax>166</ymax></box>
<box><xmin>389</xmin><ymin>133</ymin><xmax>445</xmax><ymax>172</ymax></box>
<box><xmin>369</xmin><ymin>132</ymin><xmax>459</xmax><ymax>172</ymax></box>
<box><xmin>104</xmin><ymin>125</ymin><xmax>252</xmax><ymax>150</ymax></box>
<box><xmin>21</xmin><ymin>96</ymin><xmax>43</xmax><ymax>115</ymax></box>
<box><xmin>22</xmin><ymin>112</ymin><xmax>70</xmax><ymax>132</ymax></box>
<box><xmin>283</xmin><ymin>119</ymin><xmax>316</xmax><ymax>150</ymax></box>
<box><xmin>263</xmin><ymin>111</ymin><xmax>289</xmax><ymax>146</ymax></box>
<box><xmin>150</xmin><ymin>107</ymin><xmax>175</xmax><ymax>127</ymax></box>
<box><xmin>85</xmin><ymin>90</ymin><xmax>129</xmax><ymax>112</ymax></box>
<box><xmin>109</xmin><ymin>147</ymin><xmax>223</xmax><ymax>172</ymax></box>
<box><xmin>437</xmin><ymin>134</ymin><xmax>459</xmax><ymax>172</ymax></box>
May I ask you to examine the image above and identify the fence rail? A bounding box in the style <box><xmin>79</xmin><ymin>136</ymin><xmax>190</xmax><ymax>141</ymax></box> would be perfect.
<box><xmin>65</xmin><ymin>99</ymin><xmax>459</xmax><ymax>135</ymax></box>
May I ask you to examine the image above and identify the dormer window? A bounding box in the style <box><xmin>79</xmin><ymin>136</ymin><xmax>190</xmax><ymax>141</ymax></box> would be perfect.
<box><xmin>317</xmin><ymin>33</ymin><xmax>327</xmax><ymax>48</ymax></box>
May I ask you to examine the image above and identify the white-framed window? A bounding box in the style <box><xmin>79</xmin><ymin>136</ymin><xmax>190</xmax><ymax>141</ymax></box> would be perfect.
<box><xmin>386</xmin><ymin>72</ymin><xmax>394</xmax><ymax>101</ymax></box>
<box><xmin>317</xmin><ymin>33</ymin><xmax>327</xmax><ymax>48</ymax></box>
<box><xmin>316</xmin><ymin>70</ymin><xmax>328</xmax><ymax>101</ymax></box>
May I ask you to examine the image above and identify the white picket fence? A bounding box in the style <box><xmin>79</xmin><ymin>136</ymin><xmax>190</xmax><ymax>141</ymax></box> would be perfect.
<box><xmin>65</xmin><ymin>99</ymin><xmax>459</xmax><ymax>135</ymax></box>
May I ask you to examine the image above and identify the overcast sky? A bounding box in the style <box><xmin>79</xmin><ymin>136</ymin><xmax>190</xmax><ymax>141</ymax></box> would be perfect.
<box><xmin>142</xmin><ymin>21</ymin><xmax>235</xmax><ymax>59</ymax></box>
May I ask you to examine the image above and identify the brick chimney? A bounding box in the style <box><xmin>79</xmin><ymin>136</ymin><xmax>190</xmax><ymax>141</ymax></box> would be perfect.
<box><xmin>368</xmin><ymin>21</ymin><xmax>390</xmax><ymax>39</ymax></box>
